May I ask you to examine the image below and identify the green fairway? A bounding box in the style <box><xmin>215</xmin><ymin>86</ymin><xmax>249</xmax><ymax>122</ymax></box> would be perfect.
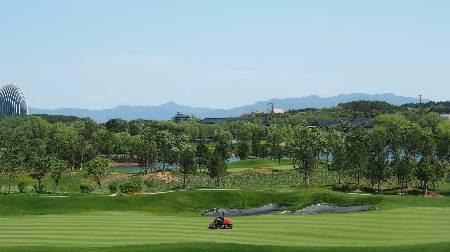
<box><xmin>0</xmin><ymin>190</ymin><xmax>449</xmax><ymax>251</ymax></box>
<box><xmin>0</xmin><ymin>207</ymin><xmax>450</xmax><ymax>248</ymax></box>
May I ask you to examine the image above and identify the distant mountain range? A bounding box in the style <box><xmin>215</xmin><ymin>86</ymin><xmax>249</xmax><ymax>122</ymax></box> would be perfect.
<box><xmin>30</xmin><ymin>93</ymin><xmax>423</xmax><ymax>122</ymax></box>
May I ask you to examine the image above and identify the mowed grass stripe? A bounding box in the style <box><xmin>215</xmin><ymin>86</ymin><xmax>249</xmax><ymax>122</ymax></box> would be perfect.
<box><xmin>2</xmin><ymin>223</ymin><xmax>448</xmax><ymax>237</ymax></box>
<box><xmin>4</xmin><ymin>221</ymin><xmax>447</xmax><ymax>235</ymax></box>
<box><xmin>3</xmin><ymin>219</ymin><xmax>444</xmax><ymax>228</ymax></box>
<box><xmin>5</xmin><ymin>224</ymin><xmax>446</xmax><ymax>234</ymax></box>
<box><xmin>0</xmin><ymin>208</ymin><xmax>450</xmax><ymax>247</ymax></box>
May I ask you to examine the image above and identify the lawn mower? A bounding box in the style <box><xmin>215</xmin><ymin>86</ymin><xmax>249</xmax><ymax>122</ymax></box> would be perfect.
<box><xmin>208</xmin><ymin>211</ymin><xmax>233</xmax><ymax>229</ymax></box>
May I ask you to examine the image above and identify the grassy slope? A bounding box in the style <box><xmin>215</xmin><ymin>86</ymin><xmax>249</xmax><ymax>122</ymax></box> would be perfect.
<box><xmin>0</xmin><ymin>189</ymin><xmax>383</xmax><ymax>216</ymax></box>
<box><xmin>228</xmin><ymin>158</ymin><xmax>293</xmax><ymax>171</ymax></box>
<box><xmin>1</xmin><ymin>189</ymin><xmax>450</xmax><ymax>251</ymax></box>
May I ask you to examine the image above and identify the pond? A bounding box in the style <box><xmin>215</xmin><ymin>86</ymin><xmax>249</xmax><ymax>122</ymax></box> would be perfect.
<box><xmin>113</xmin><ymin>156</ymin><xmax>241</xmax><ymax>174</ymax></box>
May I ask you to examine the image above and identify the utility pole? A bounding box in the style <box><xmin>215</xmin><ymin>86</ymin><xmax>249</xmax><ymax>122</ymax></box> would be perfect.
<box><xmin>418</xmin><ymin>94</ymin><xmax>425</xmax><ymax>115</ymax></box>
<box><xmin>267</xmin><ymin>102</ymin><xmax>274</xmax><ymax>122</ymax></box>
<box><xmin>267</xmin><ymin>102</ymin><xmax>274</xmax><ymax>113</ymax></box>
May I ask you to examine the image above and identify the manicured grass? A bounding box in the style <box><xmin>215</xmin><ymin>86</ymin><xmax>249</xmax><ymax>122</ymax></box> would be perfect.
<box><xmin>437</xmin><ymin>182</ymin><xmax>450</xmax><ymax>195</ymax></box>
<box><xmin>1</xmin><ymin>189</ymin><xmax>450</xmax><ymax>251</ymax></box>
<box><xmin>0</xmin><ymin>189</ymin><xmax>381</xmax><ymax>216</ymax></box>
<box><xmin>1</xmin><ymin>188</ymin><xmax>450</xmax><ymax>216</ymax></box>
<box><xmin>3</xmin><ymin>243</ymin><xmax>450</xmax><ymax>252</ymax></box>
<box><xmin>0</xmin><ymin>208</ymin><xmax>450</xmax><ymax>250</ymax></box>
<box><xmin>228</xmin><ymin>158</ymin><xmax>293</xmax><ymax>171</ymax></box>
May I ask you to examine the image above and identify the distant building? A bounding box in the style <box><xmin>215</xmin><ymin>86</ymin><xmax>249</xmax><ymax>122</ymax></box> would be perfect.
<box><xmin>200</xmin><ymin>117</ymin><xmax>266</xmax><ymax>124</ymax></box>
<box><xmin>429</xmin><ymin>107</ymin><xmax>450</xmax><ymax>119</ymax></box>
<box><xmin>310</xmin><ymin>117</ymin><xmax>373</xmax><ymax>129</ymax></box>
<box><xmin>172</xmin><ymin>112</ymin><xmax>191</xmax><ymax>122</ymax></box>
<box><xmin>344</xmin><ymin>117</ymin><xmax>373</xmax><ymax>128</ymax></box>
<box><xmin>0</xmin><ymin>84</ymin><xmax>28</xmax><ymax>116</ymax></box>
<box><xmin>272</xmin><ymin>108</ymin><xmax>284</xmax><ymax>114</ymax></box>
<box><xmin>310</xmin><ymin>119</ymin><xmax>343</xmax><ymax>128</ymax></box>
<box><xmin>201</xmin><ymin>117</ymin><xmax>233</xmax><ymax>124</ymax></box>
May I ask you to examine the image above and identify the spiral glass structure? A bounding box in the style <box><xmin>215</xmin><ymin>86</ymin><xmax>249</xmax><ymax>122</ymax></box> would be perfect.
<box><xmin>0</xmin><ymin>84</ymin><xmax>28</xmax><ymax>116</ymax></box>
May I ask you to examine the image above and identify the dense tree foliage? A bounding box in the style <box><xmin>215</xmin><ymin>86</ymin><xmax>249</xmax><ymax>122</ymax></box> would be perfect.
<box><xmin>86</xmin><ymin>157</ymin><xmax>112</xmax><ymax>187</ymax></box>
<box><xmin>0</xmin><ymin>100</ymin><xmax>449</xmax><ymax>193</ymax></box>
<box><xmin>337</xmin><ymin>101</ymin><xmax>399</xmax><ymax>117</ymax></box>
<box><xmin>289</xmin><ymin>126</ymin><xmax>325</xmax><ymax>185</ymax></box>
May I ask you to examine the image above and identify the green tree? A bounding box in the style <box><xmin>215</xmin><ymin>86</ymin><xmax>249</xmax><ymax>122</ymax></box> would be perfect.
<box><xmin>134</xmin><ymin>128</ymin><xmax>158</xmax><ymax>173</ymax></box>
<box><xmin>345</xmin><ymin>128</ymin><xmax>370</xmax><ymax>187</ymax></box>
<box><xmin>113</xmin><ymin>132</ymin><xmax>133</xmax><ymax>159</ymax></box>
<box><xmin>250</xmin><ymin>124</ymin><xmax>268</xmax><ymax>158</ymax></box>
<box><xmin>436</xmin><ymin>120</ymin><xmax>450</xmax><ymax>161</ymax></box>
<box><xmin>207</xmin><ymin>149</ymin><xmax>227</xmax><ymax>187</ymax></box>
<box><xmin>235</xmin><ymin>123</ymin><xmax>252</xmax><ymax>160</ymax></box>
<box><xmin>0</xmin><ymin>128</ymin><xmax>28</xmax><ymax>193</ymax></box>
<box><xmin>86</xmin><ymin>157</ymin><xmax>112</xmax><ymax>188</ymax></box>
<box><xmin>289</xmin><ymin>126</ymin><xmax>325</xmax><ymax>186</ymax></box>
<box><xmin>128</xmin><ymin>119</ymin><xmax>146</xmax><ymax>136</ymax></box>
<box><xmin>196</xmin><ymin>136</ymin><xmax>209</xmax><ymax>168</ymax></box>
<box><xmin>375</xmin><ymin>115</ymin><xmax>414</xmax><ymax>192</ymax></box>
<box><xmin>214</xmin><ymin>129</ymin><xmax>233</xmax><ymax>160</ymax></box>
<box><xmin>104</xmin><ymin>118</ymin><xmax>129</xmax><ymax>133</ymax></box>
<box><xmin>367</xmin><ymin>126</ymin><xmax>390</xmax><ymax>191</ymax></box>
<box><xmin>47</xmin><ymin>123</ymin><xmax>77</xmax><ymax>171</ymax></box>
<box><xmin>414</xmin><ymin>126</ymin><xmax>436</xmax><ymax>194</ymax></box>
<box><xmin>50</xmin><ymin>157</ymin><xmax>68</xmax><ymax>191</ymax></box>
<box><xmin>236</xmin><ymin>141</ymin><xmax>251</xmax><ymax>160</ymax></box>
<box><xmin>207</xmin><ymin>129</ymin><xmax>232</xmax><ymax>187</ymax></box>
<box><xmin>29</xmin><ymin>154</ymin><xmax>53</xmax><ymax>193</ymax></box>
<box><xmin>16</xmin><ymin>116</ymin><xmax>50</xmax><ymax>157</ymax></box>
<box><xmin>327</xmin><ymin>129</ymin><xmax>346</xmax><ymax>185</ymax></box>
<box><xmin>416</xmin><ymin>157</ymin><xmax>434</xmax><ymax>194</ymax></box>
<box><xmin>0</xmin><ymin>150</ymin><xmax>24</xmax><ymax>194</ymax></box>
<box><xmin>417</xmin><ymin>113</ymin><xmax>443</xmax><ymax>133</ymax></box>
<box><xmin>403</xmin><ymin>123</ymin><xmax>424</xmax><ymax>162</ymax></box>
<box><xmin>73</xmin><ymin>131</ymin><xmax>95</xmax><ymax>171</ymax></box>
<box><xmin>178</xmin><ymin>142</ymin><xmax>197</xmax><ymax>188</ymax></box>
<box><xmin>431</xmin><ymin>160</ymin><xmax>449</xmax><ymax>192</ymax></box>
<box><xmin>156</xmin><ymin>130</ymin><xmax>177</xmax><ymax>170</ymax></box>
<box><xmin>394</xmin><ymin>155</ymin><xmax>415</xmax><ymax>193</ymax></box>
<box><xmin>267</xmin><ymin>127</ymin><xmax>287</xmax><ymax>163</ymax></box>
<box><xmin>93</xmin><ymin>128</ymin><xmax>115</xmax><ymax>156</ymax></box>
<box><xmin>338</xmin><ymin>100</ymin><xmax>399</xmax><ymax>117</ymax></box>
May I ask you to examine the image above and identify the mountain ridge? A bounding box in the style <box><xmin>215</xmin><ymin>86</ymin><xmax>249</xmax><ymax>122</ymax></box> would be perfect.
<box><xmin>29</xmin><ymin>93</ymin><xmax>423</xmax><ymax>122</ymax></box>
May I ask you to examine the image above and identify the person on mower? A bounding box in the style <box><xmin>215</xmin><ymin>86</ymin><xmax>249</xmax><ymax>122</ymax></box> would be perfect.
<box><xmin>215</xmin><ymin>213</ymin><xmax>225</xmax><ymax>225</ymax></box>
<box><xmin>209</xmin><ymin>209</ymin><xmax>233</xmax><ymax>229</ymax></box>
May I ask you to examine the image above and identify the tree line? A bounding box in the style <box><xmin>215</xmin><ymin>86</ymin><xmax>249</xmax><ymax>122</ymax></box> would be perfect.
<box><xmin>0</xmin><ymin>108</ymin><xmax>449</xmax><ymax>194</ymax></box>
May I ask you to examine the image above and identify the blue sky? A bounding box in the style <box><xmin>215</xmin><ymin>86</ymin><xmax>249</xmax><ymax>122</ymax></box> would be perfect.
<box><xmin>1</xmin><ymin>0</ymin><xmax>449</xmax><ymax>109</ymax></box>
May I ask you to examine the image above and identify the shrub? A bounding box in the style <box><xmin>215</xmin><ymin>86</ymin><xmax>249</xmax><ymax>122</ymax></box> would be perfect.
<box><xmin>80</xmin><ymin>184</ymin><xmax>94</xmax><ymax>194</ymax></box>
<box><xmin>119</xmin><ymin>177</ymin><xmax>142</xmax><ymax>194</ymax></box>
<box><xmin>332</xmin><ymin>183</ymin><xmax>357</xmax><ymax>192</ymax></box>
<box><xmin>144</xmin><ymin>177</ymin><xmax>156</xmax><ymax>188</ymax></box>
<box><xmin>18</xmin><ymin>182</ymin><xmax>27</xmax><ymax>193</ymax></box>
<box><xmin>33</xmin><ymin>184</ymin><xmax>46</xmax><ymax>193</ymax></box>
<box><xmin>108</xmin><ymin>181</ymin><xmax>120</xmax><ymax>194</ymax></box>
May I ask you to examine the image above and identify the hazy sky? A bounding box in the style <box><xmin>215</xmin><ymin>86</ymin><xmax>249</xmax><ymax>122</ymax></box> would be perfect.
<box><xmin>1</xmin><ymin>0</ymin><xmax>450</xmax><ymax>109</ymax></box>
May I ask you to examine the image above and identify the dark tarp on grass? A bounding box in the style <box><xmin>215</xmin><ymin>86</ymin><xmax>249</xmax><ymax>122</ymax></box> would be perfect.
<box><xmin>201</xmin><ymin>203</ymin><xmax>371</xmax><ymax>216</ymax></box>
<box><xmin>201</xmin><ymin>204</ymin><xmax>282</xmax><ymax>216</ymax></box>
<box><xmin>284</xmin><ymin>203</ymin><xmax>372</xmax><ymax>215</ymax></box>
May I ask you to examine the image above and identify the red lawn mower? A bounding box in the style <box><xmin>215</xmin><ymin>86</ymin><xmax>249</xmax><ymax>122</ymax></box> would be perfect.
<box><xmin>208</xmin><ymin>211</ymin><xmax>233</xmax><ymax>229</ymax></box>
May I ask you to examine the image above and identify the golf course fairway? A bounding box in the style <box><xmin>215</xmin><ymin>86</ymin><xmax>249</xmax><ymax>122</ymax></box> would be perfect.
<box><xmin>1</xmin><ymin>206</ymin><xmax>450</xmax><ymax>251</ymax></box>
